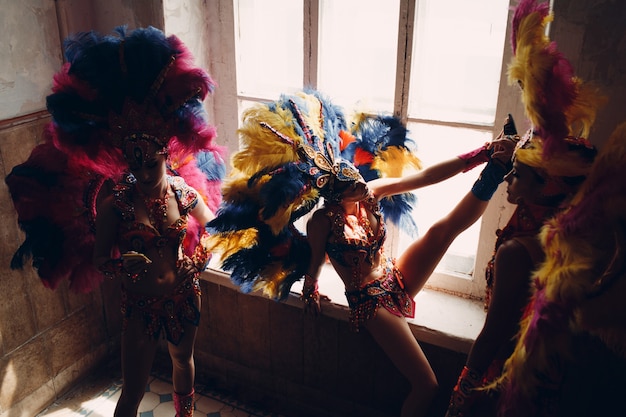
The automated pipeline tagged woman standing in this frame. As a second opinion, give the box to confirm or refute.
[444,134,596,417]
[93,136,215,417]
[6,27,224,417]
[445,1,603,415]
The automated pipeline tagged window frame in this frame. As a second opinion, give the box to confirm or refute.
[167,0,523,301]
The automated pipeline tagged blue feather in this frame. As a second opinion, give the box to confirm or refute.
[196,151,225,181]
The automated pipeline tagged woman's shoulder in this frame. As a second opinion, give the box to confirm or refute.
[496,235,543,270]
[310,205,333,222]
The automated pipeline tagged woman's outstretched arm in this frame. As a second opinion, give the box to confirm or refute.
[368,157,467,199]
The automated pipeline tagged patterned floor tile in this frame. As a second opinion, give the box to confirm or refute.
[36,372,286,417]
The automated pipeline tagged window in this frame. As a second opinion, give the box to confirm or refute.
[173,0,516,299]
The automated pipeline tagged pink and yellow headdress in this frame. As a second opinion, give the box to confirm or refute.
[503,0,606,206]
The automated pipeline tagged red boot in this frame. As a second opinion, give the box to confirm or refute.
[173,389,194,417]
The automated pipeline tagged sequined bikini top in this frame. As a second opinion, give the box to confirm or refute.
[325,198,386,268]
[113,174,198,255]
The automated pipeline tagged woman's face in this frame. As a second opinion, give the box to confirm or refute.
[503,160,545,205]
[131,152,167,187]
[338,178,370,203]
[125,140,168,189]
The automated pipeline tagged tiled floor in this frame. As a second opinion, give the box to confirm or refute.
[36,372,284,417]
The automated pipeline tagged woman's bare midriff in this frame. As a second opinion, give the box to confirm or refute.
[120,246,183,296]
[331,257,384,292]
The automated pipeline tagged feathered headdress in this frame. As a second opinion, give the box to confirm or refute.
[47,26,222,177]
[6,26,225,293]
[207,90,422,299]
[508,0,605,158]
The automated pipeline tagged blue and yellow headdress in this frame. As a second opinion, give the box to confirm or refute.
[207,90,421,299]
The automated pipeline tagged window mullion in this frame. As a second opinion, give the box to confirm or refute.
[303,0,319,88]
[394,0,416,124]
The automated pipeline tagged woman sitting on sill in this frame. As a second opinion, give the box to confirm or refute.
[207,89,516,417]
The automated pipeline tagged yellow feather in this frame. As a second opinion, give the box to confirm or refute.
[232,104,302,176]
[296,92,326,141]
[262,186,319,234]
[206,229,259,259]
[253,261,295,299]
[371,147,422,177]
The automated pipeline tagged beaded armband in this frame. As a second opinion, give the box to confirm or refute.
[98,258,123,279]
[471,157,511,201]
[301,274,320,305]
[457,145,490,173]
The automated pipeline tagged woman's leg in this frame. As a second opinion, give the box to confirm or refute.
[397,192,488,298]
[168,321,199,394]
[365,308,439,417]
[114,315,159,417]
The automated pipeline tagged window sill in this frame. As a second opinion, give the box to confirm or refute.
[202,263,485,355]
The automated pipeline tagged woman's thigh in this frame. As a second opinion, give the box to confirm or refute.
[120,314,160,390]
[365,307,437,386]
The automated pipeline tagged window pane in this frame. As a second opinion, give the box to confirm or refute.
[318,0,400,112]
[399,122,493,275]
[409,0,509,125]
[235,0,303,98]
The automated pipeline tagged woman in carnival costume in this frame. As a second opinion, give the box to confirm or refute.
[5,27,225,417]
[487,5,626,417]
[496,125,626,417]
[444,1,609,416]
[206,89,516,417]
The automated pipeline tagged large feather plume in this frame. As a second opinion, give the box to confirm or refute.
[508,0,606,158]
[344,113,422,236]
[208,90,424,299]
[206,90,340,300]
[5,140,108,293]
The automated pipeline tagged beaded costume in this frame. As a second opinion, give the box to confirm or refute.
[113,174,211,271]
[121,274,201,345]
[325,199,386,268]
[324,198,414,331]
[345,260,414,332]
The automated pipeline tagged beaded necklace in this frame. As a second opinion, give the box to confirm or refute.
[138,184,170,233]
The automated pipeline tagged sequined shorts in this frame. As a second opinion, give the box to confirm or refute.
[345,261,415,332]
[121,276,201,345]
